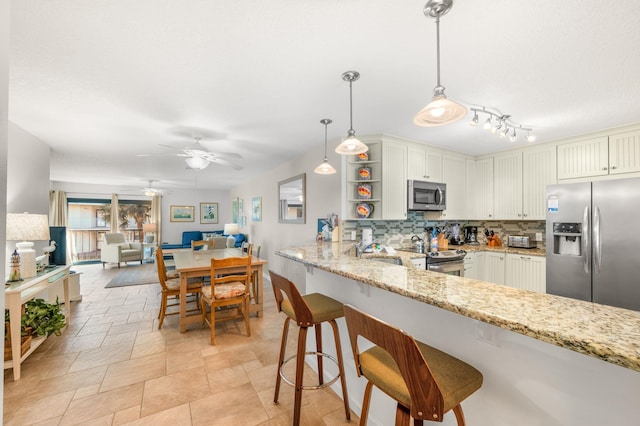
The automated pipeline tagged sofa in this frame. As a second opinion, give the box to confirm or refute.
[161,230,247,250]
[101,233,144,268]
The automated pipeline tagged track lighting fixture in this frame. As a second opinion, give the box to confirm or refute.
[414,0,467,127]
[470,106,535,143]
[314,119,337,175]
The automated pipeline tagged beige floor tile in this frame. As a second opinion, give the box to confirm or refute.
[122,403,192,426]
[68,341,134,373]
[30,365,107,399]
[5,389,75,425]
[140,367,209,417]
[113,405,141,425]
[100,352,166,392]
[59,382,144,425]
[190,382,269,426]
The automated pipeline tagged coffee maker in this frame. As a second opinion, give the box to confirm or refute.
[464,226,479,245]
[449,223,464,245]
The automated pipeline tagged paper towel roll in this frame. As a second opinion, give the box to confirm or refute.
[362,228,373,247]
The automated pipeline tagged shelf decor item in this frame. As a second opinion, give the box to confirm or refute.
[357,184,372,199]
[356,203,374,219]
[357,151,369,161]
[358,166,371,180]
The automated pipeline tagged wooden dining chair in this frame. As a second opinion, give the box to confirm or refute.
[155,248,203,329]
[343,304,483,425]
[191,240,208,250]
[249,245,261,303]
[200,247,253,344]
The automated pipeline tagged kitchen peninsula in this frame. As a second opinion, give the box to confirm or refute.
[276,241,640,426]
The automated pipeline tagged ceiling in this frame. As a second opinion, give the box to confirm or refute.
[9,1,640,192]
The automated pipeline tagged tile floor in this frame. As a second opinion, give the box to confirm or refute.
[3,263,359,425]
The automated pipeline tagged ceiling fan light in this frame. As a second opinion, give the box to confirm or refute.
[185,156,209,169]
[413,95,467,127]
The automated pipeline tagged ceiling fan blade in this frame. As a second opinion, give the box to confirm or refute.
[208,157,243,170]
[159,143,183,151]
[207,152,242,159]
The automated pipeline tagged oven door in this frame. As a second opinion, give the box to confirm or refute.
[428,260,464,277]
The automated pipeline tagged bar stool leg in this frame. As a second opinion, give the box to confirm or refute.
[329,319,351,420]
[360,381,374,426]
[294,326,309,426]
[274,317,291,403]
[452,405,466,426]
[395,403,411,425]
[315,324,324,385]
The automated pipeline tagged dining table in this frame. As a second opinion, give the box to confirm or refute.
[171,247,267,332]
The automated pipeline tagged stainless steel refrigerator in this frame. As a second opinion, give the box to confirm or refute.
[546,178,640,311]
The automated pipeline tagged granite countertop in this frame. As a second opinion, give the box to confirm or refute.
[276,241,640,372]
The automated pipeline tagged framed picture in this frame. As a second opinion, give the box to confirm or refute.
[200,202,218,224]
[170,205,195,222]
[232,197,239,224]
[251,197,262,221]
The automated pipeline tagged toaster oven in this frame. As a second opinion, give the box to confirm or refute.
[507,235,537,248]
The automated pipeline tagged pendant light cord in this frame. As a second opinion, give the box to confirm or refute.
[435,16,441,88]
[349,79,355,133]
[324,122,328,158]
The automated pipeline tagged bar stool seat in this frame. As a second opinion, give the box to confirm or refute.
[269,270,350,426]
[344,304,483,426]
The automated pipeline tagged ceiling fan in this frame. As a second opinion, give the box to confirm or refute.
[159,137,243,170]
[141,180,165,196]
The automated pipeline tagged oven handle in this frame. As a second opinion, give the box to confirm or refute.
[428,261,464,276]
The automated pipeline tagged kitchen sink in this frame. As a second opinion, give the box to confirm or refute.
[369,257,403,266]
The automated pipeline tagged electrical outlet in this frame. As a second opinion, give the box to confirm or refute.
[535,232,543,241]
[350,231,356,241]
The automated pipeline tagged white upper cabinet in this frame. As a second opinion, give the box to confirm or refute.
[522,145,557,220]
[493,152,523,220]
[381,139,408,220]
[441,153,466,220]
[473,158,494,220]
[557,130,640,180]
[557,137,609,179]
[407,143,442,182]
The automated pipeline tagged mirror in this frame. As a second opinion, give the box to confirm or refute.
[278,173,306,224]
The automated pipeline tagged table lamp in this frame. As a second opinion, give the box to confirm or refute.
[223,223,239,248]
[6,213,51,278]
[143,223,157,243]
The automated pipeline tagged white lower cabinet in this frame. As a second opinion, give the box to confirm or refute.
[463,252,480,279]
[505,254,546,293]
[483,252,506,285]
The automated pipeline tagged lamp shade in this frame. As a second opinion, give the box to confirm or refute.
[6,213,50,241]
[223,223,239,235]
[142,223,157,232]
[185,156,209,169]
[413,95,467,127]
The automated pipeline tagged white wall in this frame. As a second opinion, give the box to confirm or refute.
[6,122,51,256]
[230,137,342,284]
[1,0,9,415]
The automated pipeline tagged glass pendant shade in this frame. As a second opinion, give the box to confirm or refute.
[335,134,369,155]
[414,94,467,127]
[314,158,336,174]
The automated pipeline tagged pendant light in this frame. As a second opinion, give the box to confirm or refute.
[335,71,369,155]
[314,119,337,175]
[414,0,467,127]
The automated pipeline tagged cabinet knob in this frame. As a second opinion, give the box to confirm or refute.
[517,213,522,217]
[425,175,430,179]
[602,167,608,171]
[523,213,528,217]
[611,166,617,170]
[488,214,492,218]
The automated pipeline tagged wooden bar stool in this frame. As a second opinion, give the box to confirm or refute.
[343,304,483,426]
[268,271,350,426]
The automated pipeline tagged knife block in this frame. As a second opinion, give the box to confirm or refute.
[437,235,448,250]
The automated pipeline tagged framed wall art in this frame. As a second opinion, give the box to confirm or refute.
[231,197,239,224]
[200,202,218,224]
[251,196,262,221]
[170,205,195,222]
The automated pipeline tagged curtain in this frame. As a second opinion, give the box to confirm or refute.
[49,190,71,264]
[151,194,162,244]
[110,193,119,232]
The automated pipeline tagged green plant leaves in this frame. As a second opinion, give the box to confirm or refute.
[20,299,66,337]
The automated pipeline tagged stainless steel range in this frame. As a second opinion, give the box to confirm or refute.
[398,247,466,276]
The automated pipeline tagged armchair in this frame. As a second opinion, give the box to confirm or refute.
[101,233,144,268]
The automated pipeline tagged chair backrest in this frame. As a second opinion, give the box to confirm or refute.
[253,245,261,259]
[154,247,170,291]
[181,231,203,247]
[103,233,126,245]
[191,240,208,250]
[210,255,252,293]
[210,236,228,250]
[342,304,444,421]
[268,270,314,326]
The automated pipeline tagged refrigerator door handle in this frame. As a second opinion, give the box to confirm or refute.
[593,205,602,274]
[583,206,590,274]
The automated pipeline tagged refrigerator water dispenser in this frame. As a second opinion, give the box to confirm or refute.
[553,222,582,256]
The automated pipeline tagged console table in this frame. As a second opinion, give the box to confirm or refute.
[4,265,71,380]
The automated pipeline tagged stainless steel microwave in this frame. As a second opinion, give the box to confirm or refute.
[407,180,446,211]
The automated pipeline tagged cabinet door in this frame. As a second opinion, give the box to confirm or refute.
[382,140,407,220]
[483,252,505,285]
[463,252,478,279]
[441,153,466,220]
[493,152,523,220]
[506,254,546,293]
[522,146,556,220]
[609,131,640,175]
[557,137,609,179]
[407,144,442,181]
[475,158,494,220]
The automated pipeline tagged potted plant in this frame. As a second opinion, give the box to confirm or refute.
[21,298,66,337]
[4,310,33,361]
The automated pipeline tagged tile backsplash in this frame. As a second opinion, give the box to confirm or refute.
[341,211,546,249]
